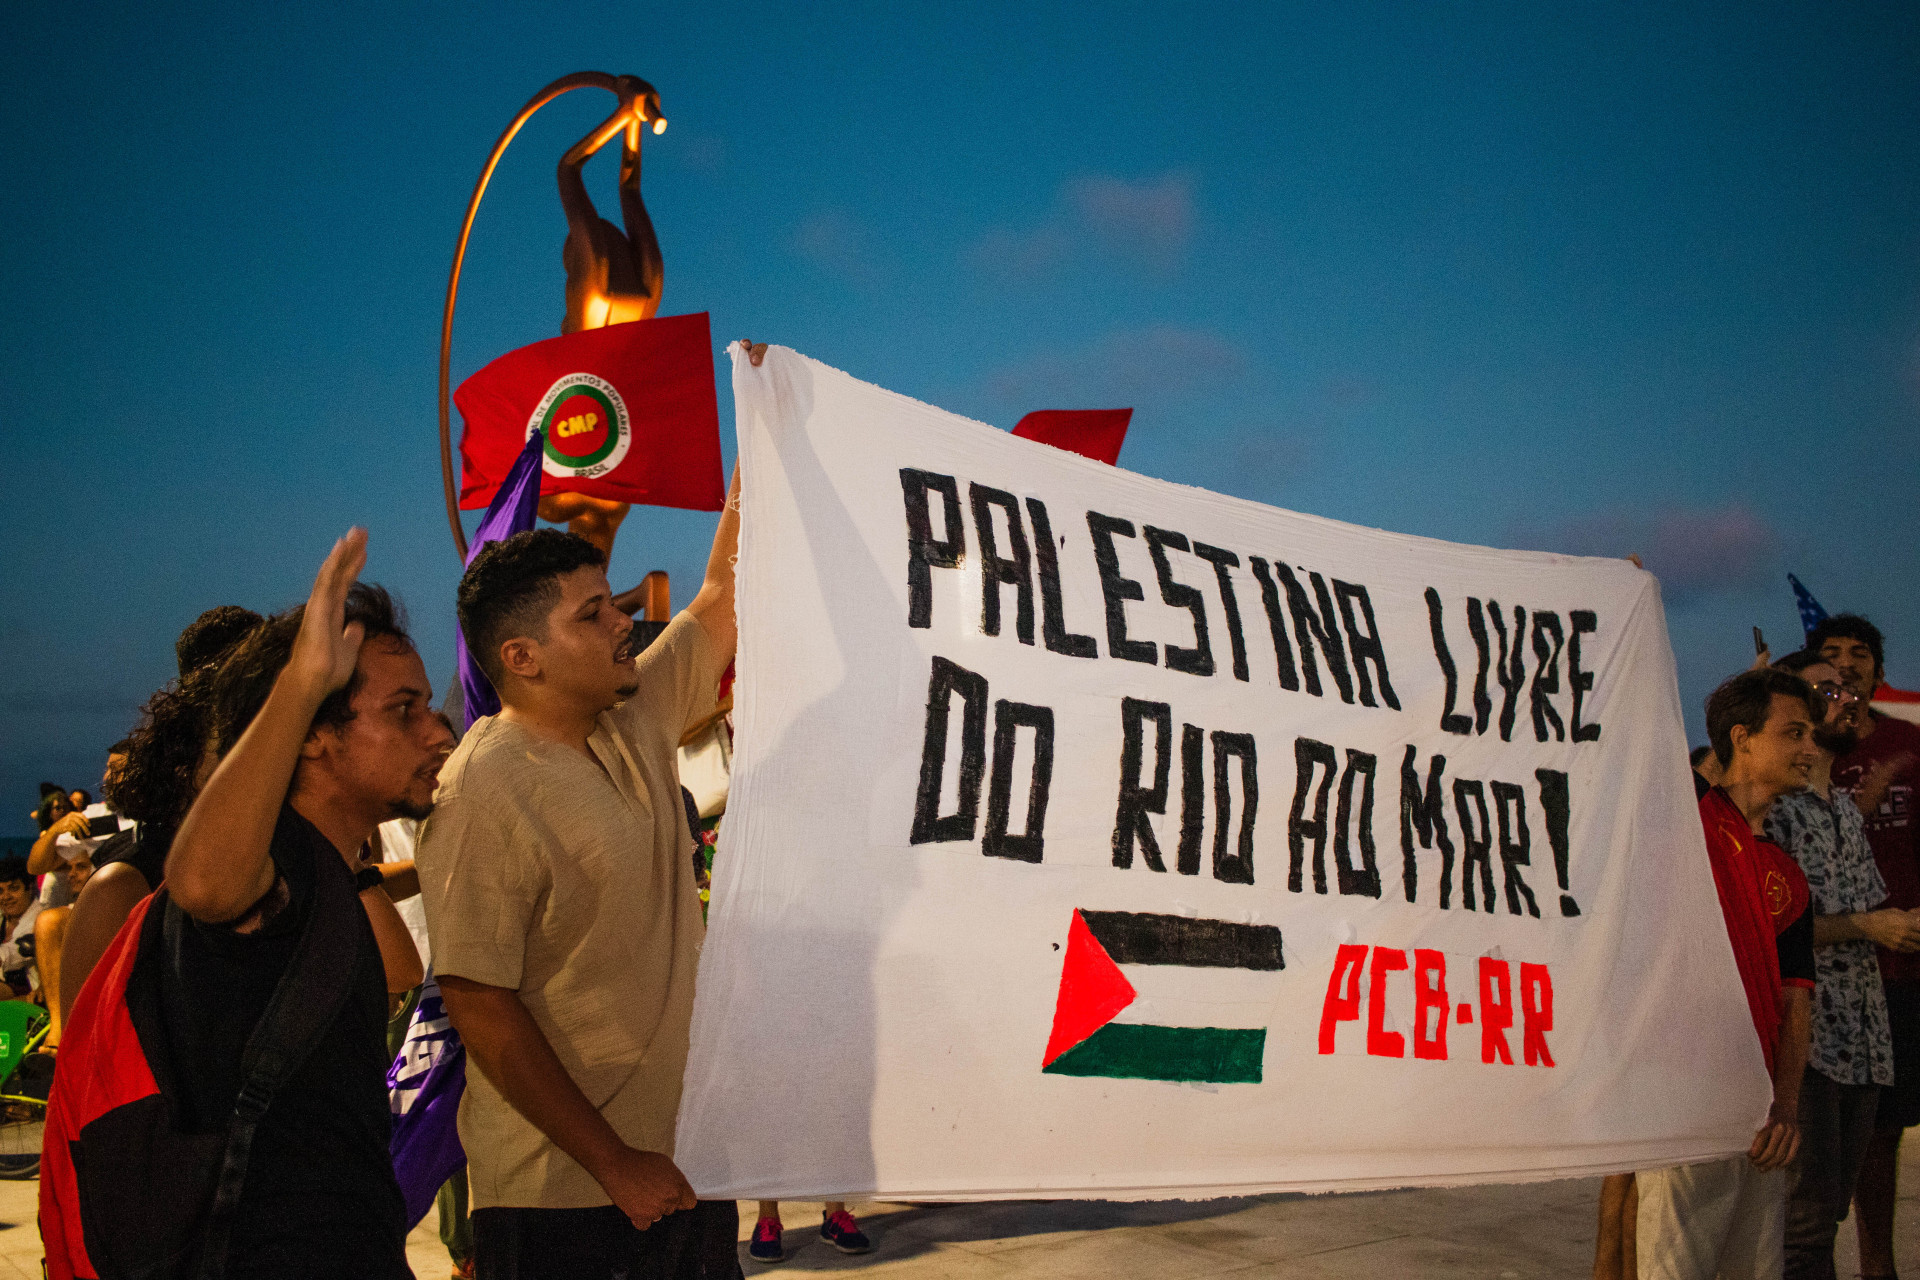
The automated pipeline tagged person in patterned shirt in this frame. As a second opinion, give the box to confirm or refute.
[1807,614,1920,1280]
[1765,650,1920,1280]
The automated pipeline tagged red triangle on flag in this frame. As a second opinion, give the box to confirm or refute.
[1013,409,1132,466]
[1042,909,1138,1067]
[455,312,724,512]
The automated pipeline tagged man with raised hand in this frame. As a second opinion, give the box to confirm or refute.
[419,449,741,1279]
[1637,668,1820,1280]
[153,530,449,1277]
[1807,614,1920,1279]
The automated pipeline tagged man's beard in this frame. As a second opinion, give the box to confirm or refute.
[1814,724,1859,756]
[389,795,435,822]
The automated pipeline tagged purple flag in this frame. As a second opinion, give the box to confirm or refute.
[388,975,469,1228]
[457,427,545,728]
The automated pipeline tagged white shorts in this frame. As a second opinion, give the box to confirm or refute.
[1637,1156,1785,1280]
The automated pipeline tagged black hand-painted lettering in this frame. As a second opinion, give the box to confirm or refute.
[1486,601,1528,741]
[1193,543,1250,682]
[1452,779,1495,913]
[1087,512,1157,665]
[1466,598,1494,733]
[1177,723,1206,876]
[1247,557,1302,691]
[1212,730,1258,885]
[969,484,1035,645]
[1530,611,1566,743]
[1536,768,1580,916]
[1426,587,1472,735]
[1334,749,1380,897]
[1288,737,1339,893]
[984,699,1053,862]
[900,469,965,630]
[1026,498,1098,658]
[1490,781,1540,918]
[1401,746,1454,907]
[1144,527,1215,677]
[1112,698,1171,871]
[1334,581,1399,710]
[1275,564,1355,703]
[1568,610,1601,743]
[910,656,988,844]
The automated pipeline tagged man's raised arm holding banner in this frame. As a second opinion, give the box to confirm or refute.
[417,330,749,1277]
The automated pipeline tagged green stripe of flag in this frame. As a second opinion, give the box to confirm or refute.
[1041,1022,1265,1084]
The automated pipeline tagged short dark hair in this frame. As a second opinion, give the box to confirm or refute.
[457,530,606,687]
[0,858,30,891]
[212,584,412,757]
[1690,744,1715,769]
[176,605,265,678]
[33,793,69,831]
[1706,668,1821,767]
[1807,614,1885,676]
[1773,648,1825,674]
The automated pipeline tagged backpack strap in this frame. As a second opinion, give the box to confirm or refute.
[191,824,368,1278]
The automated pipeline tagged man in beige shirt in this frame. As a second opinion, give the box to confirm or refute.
[418,454,740,1278]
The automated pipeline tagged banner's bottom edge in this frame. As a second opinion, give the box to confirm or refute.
[693,1142,1753,1204]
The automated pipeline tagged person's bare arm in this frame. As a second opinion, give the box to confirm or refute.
[57,862,150,1025]
[361,886,423,994]
[438,974,697,1227]
[686,460,742,667]
[373,859,420,903]
[1814,907,1920,950]
[1855,753,1917,821]
[166,531,368,923]
[1750,985,1811,1170]
[28,813,88,877]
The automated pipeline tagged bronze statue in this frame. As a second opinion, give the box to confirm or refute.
[538,75,666,553]
[439,72,670,562]
[560,75,664,334]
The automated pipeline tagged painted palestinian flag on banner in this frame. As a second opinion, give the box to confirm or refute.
[1042,909,1284,1084]
[455,311,725,512]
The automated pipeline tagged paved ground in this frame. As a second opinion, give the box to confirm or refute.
[2,1151,1914,1278]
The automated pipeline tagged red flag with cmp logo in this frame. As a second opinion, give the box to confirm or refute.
[456,311,725,511]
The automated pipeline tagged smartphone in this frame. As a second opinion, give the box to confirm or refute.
[1753,627,1766,656]
[87,812,121,838]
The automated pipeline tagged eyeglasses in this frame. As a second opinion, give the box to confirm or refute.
[1815,684,1861,703]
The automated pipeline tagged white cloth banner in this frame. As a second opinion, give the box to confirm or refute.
[675,345,1768,1201]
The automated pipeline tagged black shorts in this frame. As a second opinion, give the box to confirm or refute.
[473,1198,740,1280]
[1881,979,1920,1132]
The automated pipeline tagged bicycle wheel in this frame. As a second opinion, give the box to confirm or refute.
[0,1095,43,1180]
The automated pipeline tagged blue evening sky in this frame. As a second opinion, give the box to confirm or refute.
[3,3,1916,830]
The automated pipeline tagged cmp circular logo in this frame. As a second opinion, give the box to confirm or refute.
[525,373,631,480]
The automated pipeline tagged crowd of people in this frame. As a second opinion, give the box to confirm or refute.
[13,372,1916,1278]
[31,359,822,1280]
[1589,614,1920,1280]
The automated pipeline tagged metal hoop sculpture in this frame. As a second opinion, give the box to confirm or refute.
[437,72,664,562]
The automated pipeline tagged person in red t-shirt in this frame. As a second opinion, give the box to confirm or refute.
[1810,614,1920,1280]
[1638,668,1819,1280]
